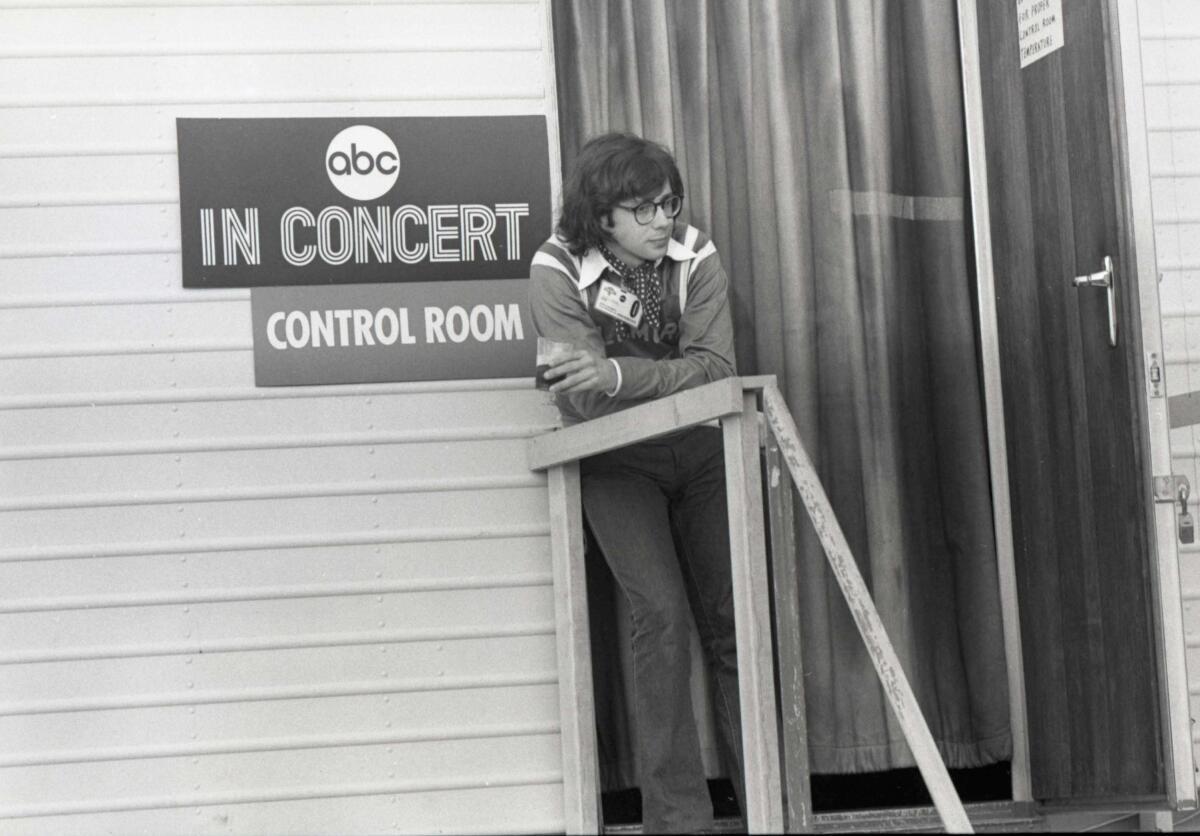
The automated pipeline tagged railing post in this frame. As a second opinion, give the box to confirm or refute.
[722,391,785,833]
[546,462,601,833]
[765,429,814,833]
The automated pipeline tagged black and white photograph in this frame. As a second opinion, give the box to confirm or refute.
[1,0,1199,832]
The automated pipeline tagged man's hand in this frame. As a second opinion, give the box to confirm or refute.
[546,349,617,394]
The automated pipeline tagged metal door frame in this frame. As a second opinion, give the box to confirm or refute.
[956,0,1033,804]
[1108,0,1197,810]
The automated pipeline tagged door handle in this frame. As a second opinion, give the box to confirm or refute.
[1073,255,1118,348]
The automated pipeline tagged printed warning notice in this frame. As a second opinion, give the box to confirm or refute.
[1017,0,1064,68]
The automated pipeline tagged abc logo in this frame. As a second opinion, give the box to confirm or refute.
[325,125,400,201]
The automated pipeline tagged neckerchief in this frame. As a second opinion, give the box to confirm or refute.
[596,241,663,341]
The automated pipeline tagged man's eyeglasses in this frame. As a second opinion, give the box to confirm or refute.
[615,194,683,225]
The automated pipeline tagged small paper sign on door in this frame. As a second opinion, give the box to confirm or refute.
[1017,0,1064,68]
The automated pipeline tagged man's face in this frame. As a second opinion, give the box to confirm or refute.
[602,181,676,265]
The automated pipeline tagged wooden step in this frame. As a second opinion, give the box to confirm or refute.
[604,814,744,834]
[814,801,1040,833]
[603,801,1040,834]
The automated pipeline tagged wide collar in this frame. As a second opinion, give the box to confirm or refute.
[576,232,699,290]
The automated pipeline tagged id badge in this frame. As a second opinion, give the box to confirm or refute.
[594,280,643,328]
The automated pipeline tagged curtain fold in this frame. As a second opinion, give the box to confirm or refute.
[553,0,1010,776]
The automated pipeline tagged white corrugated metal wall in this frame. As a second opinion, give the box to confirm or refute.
[1141,0,1200,794]
[0,1,566,832]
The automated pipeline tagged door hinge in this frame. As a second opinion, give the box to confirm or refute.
[1153,474,1190,503]
[1148,351,1165,398]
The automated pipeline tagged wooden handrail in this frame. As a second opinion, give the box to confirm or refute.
[526,376,745,471]
[737,374,779,391]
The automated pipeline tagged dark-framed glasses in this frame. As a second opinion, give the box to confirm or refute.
[617,194,683,225]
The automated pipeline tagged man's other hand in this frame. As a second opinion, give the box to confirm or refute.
[546,349,617,394]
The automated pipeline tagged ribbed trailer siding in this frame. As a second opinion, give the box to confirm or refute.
[0,1,566,832]
[1142,0,1200,787]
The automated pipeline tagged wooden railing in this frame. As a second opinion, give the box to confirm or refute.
[528,376,972,834]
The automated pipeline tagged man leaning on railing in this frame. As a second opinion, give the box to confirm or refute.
[527,131,742,834]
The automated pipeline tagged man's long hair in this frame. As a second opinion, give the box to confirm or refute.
[556,132,685,257]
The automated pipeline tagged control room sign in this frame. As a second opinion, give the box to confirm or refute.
[176,116,552,385]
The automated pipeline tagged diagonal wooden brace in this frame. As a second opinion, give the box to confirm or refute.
[761,385,974,835]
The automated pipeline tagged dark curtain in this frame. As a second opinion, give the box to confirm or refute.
[554,0,1012,777]
[553,0,1010,776]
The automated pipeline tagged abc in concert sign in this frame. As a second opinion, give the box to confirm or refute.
[176,116,552,386]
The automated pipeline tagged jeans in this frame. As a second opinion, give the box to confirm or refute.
[581,425,745,833]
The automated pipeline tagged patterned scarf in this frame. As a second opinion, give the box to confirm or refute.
[596,241,663,341]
